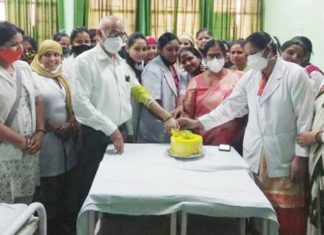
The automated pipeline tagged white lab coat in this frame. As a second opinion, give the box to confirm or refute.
[138,56,180,143]
[199,58,314,177]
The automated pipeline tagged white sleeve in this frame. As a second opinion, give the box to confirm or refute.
[291,68,314,157]
[198,75,249,130]
[141,65,162,100]
[71,57,117,136]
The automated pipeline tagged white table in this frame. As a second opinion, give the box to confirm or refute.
[77,143,278,235]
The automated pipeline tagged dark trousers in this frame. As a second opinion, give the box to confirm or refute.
[76,125,111,209]
[33,167,79,235]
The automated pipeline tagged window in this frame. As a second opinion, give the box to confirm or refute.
[88,0,136,33]
[0,0,5,21]
[151,0,199,38]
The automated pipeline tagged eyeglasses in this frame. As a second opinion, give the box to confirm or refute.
[102,30,127,39]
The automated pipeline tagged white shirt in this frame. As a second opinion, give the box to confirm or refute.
[71,44,140,136]
[62,54,75,82]
[198,58,314,177]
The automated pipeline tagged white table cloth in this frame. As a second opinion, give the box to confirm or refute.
[77,144,278,235]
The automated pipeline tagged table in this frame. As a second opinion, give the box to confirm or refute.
[77,143,278,235]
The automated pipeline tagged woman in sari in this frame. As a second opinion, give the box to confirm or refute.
[297,83,324,234]
[183,39,246,152]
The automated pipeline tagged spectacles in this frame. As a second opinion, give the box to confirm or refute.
[102,30,127,39]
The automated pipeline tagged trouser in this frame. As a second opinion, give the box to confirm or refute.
[33,167,79,235]
[77,124,127,210]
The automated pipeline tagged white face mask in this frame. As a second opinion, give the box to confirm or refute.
[40,63,62,74]
[103,35,123,54]
[206,57,225,73]
[247,49,270,71]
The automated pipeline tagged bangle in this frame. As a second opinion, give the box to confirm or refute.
[316,131,323,144]
[36,129,47,134]
[163,115,173,122]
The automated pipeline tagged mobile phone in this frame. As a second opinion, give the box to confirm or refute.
[219,144,231,152]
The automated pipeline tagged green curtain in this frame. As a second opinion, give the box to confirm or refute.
[4,0,34,37]
[57,0,65,31]
[199,0,214,35]
[135,0,150,35]
[34,0,58,44]
[74,0,88,27]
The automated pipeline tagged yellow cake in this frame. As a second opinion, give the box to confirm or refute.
[170,130,203,157]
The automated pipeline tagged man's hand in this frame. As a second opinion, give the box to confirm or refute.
[177,117,202,130]
[110,129,124,154]
[290,155,308,182]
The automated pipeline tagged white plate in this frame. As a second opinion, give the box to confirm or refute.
[167,148,204,159]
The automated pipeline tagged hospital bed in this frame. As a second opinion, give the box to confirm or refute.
[0,202,46,235]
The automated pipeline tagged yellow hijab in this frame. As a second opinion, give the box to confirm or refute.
[30,40,73,120]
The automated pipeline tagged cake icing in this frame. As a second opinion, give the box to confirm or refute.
[170,130,203,157]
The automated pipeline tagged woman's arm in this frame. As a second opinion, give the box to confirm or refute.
[0,123,28,150]
[28,95,45,154]
[148,101,178,132]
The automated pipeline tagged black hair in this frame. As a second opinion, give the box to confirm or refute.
[195,28,213,39]
[245,31,279,55]
[52,31,69,42]
[127,32,146,48]
[292,36,312,54]
[201,39,226,57]
[220,40,232,50]
[281,39,306,54]
[178,46,202,62]
[70,27,90,43]
[23,35,37,51]
[0,21,24,46]
[158,32,179,50]
[230,39,245,49]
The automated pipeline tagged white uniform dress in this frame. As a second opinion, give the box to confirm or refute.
[0,61,40,203]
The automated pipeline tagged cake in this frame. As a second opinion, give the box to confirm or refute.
[170,130,203,157]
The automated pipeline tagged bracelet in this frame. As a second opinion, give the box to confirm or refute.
[163,115,173,122]
[316,131,323,144]
[36,128,47,134]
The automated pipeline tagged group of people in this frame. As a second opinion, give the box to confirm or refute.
[0,14,324,235]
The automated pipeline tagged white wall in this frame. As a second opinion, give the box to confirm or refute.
[263,0,324,69]
[64,0,74,34]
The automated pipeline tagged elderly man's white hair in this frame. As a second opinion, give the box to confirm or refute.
[98,16,123,29]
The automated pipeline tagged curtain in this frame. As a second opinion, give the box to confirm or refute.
[4,0,34,37]
[34,0,58,43]
[199,0,214,33]
[57,0,65,31]
[199,0,263,40]
[74,0,89,27]
[150,0,199,39]
[87,0,136,33]
[135,0,150,35]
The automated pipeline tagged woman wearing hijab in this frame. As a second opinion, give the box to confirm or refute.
[31,40,78,235]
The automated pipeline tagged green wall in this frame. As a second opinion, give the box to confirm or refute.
[263,0,324,69]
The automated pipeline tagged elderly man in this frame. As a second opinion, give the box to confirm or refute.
[72,16,177,206]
